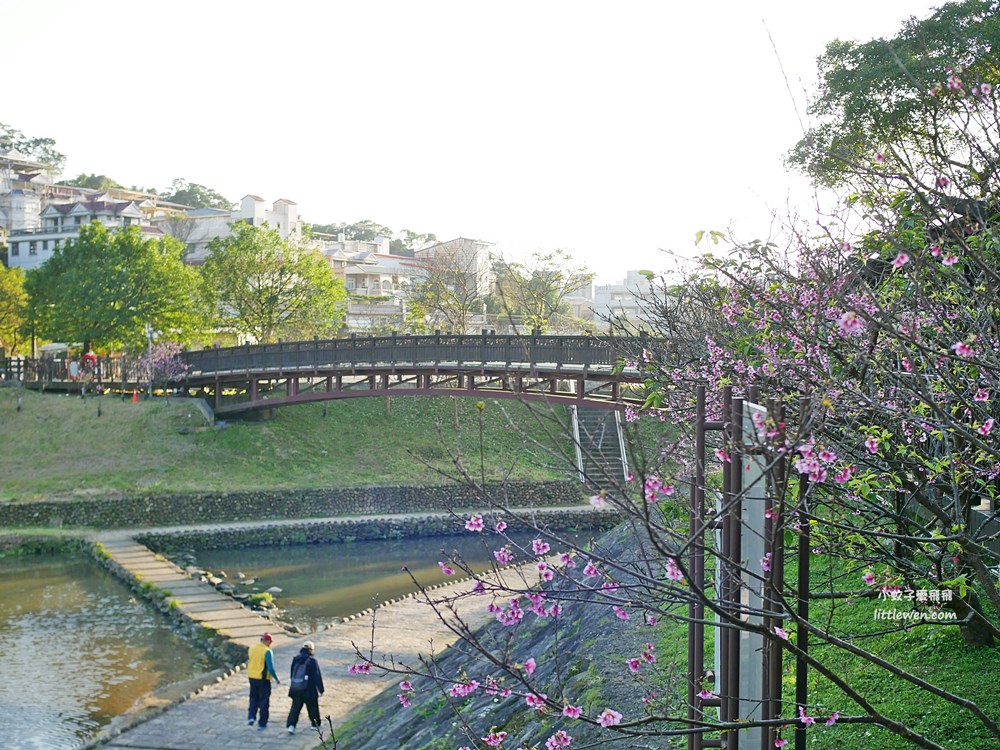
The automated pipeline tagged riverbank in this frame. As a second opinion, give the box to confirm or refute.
[0,387,573,500]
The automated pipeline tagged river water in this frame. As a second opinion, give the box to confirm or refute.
[0,553,218,750]
[190,532,536,630]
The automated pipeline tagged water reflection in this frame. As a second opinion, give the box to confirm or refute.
[192,532,536,630]
[0,553,218,750]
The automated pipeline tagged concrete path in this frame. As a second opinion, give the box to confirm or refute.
[103,575,504,749]
[88,509,585,749]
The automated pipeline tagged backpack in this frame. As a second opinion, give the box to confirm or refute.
[290,659,309,693]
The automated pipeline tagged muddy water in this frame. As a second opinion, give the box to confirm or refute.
[0,553,218,750]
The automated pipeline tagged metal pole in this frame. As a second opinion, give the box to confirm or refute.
[794,399,811,750]
[689,384,707,750]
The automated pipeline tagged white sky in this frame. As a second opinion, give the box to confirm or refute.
[2,0,938,283]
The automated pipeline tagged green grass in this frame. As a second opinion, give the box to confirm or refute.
[0,388,573,500]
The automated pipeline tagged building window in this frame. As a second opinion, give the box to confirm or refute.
[11,243,18,256]
[75,216,83,225]
[29,241,37,256]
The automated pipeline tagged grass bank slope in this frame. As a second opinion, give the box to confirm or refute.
[0,388,573,501]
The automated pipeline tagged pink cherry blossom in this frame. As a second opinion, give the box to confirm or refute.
[714,447,731,463]
[665,557,684,581]
[597,708,623,727]
[953,341,975,357]
[930,244,942,257]
[494,520,507,533]
[465,514,484,532]
[697,689,714,700]
[589,493,608,509]
[838,310,865,336]
[545,730,573,750]
[481,731,508,747]
[798,706,816,725]
[975,389,990,402]
[891,252,909,268]
[833,465,855,484]
[826,711,840,726]
[525,692,548,711]
[774,626,789,640]
[438,561,455,576]
[863,571,876,586]
[760,552,773,572]
[613,605,630,620]
[875,152,886,163]
[626,658,641,674]
[942,254,959,266]
[775,738,789,748]
[562,704,582,718]
[532,538,551,555]
[524,657,536,677]
[559,552,576,567]
[583,562,600,577]
[397,693,411,707]
[978,418,995,436]
[864,437,879,454]
[449,680,480,698]
[348,663,371,674]
[936,175,951,187]
[494,547,514,565]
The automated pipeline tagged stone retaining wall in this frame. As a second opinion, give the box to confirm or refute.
[135,509,620,553]
[0,481,583,529]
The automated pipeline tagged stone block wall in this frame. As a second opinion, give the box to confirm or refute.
[0,481,584,529]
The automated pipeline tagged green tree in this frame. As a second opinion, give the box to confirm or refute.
[788,0,1000,188]
[491,250,593,333]
[0,122,66,172]
[0,265,27,355]
[25,223,202,351]
[161,179,234,210]
[201,222,346,343]
[58,173,124,191]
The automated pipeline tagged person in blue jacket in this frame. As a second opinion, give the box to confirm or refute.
[247,632,280,730]
[285,641,325,734]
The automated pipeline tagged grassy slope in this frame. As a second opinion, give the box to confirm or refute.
[0,388,574,500]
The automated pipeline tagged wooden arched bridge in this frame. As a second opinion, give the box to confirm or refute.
[181,333,652,416]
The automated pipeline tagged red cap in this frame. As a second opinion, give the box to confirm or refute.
[262,632,273,643]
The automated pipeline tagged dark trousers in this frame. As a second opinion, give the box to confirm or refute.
[248,678,272,726]
[286,693,321,728]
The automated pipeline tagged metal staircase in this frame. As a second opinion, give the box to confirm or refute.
[571,405,628,489]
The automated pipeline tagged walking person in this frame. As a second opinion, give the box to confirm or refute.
[247,632,280,730]
[286,641,324,734]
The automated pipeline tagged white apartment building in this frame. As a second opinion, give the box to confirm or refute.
[7,198,166,271]
[152,194,303,264]
[593,270,653,327]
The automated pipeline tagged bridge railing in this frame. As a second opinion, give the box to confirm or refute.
[182,333,646,377]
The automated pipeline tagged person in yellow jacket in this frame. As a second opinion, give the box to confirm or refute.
[247,632,280,730]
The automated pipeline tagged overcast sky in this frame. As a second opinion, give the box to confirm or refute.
[2,1,939,282]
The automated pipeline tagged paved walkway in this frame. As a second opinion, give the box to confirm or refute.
[89,510,585,749]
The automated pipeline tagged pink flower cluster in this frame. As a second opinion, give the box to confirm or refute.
[348,662,371,675]
[644,474,675,503]
[545,730,573,750]
[448,679,480,698]
[481,730,507,747]
[465,514,484,532]
[397,679,414,707]
[525,692,548,711]
[597,707,623,727]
